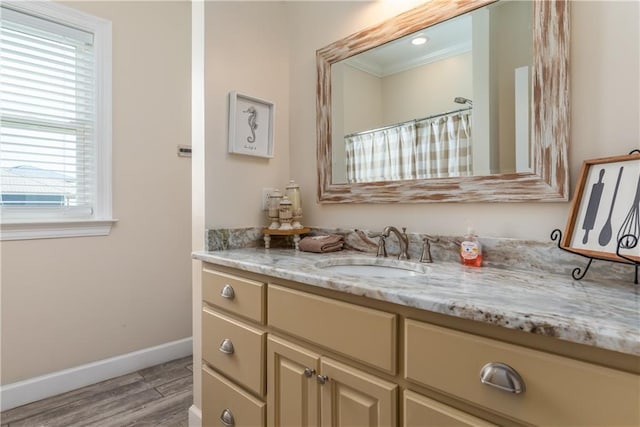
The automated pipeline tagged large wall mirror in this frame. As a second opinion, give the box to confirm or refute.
[317,0,569,203]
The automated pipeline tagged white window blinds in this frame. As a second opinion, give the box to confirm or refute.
[1,5,97,218]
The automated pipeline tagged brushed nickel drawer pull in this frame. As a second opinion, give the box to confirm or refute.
[220,284,235,300]
[317,375,329,385]
[218,338,235,355]
[220,408,235,426]
[304,368,316,378]
[480,362,525,394]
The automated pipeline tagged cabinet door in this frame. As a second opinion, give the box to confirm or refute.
[403,390,496,427]
[268,335,321,427]
[320,357,397,427]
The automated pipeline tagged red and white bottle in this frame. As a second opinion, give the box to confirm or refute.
[460,228,483,267]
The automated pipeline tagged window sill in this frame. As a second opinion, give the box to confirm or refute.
[0,219,118,241]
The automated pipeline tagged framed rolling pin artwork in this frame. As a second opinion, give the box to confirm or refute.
[562,152,640,263]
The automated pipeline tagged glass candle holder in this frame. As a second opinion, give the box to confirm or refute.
[285,179,303,229]
[267,189,282,230]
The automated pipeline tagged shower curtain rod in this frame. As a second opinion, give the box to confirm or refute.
[344,107,472,139]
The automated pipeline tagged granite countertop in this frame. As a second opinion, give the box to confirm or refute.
[193,248,640,357]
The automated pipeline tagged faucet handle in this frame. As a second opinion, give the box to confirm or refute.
[420,235,438,263]
[369,231,388,257]
[376,235,387,258]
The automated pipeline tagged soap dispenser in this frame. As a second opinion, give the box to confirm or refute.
[460,227,483,267]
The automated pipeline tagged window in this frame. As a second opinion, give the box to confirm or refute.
[0,1,113,240]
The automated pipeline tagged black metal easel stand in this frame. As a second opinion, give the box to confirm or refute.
[551,229,639,285]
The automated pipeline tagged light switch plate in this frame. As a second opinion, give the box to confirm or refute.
[262,188,275,210]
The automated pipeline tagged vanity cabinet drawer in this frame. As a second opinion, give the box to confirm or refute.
[202,267,265,323]
[404,319,640,426]
[403,390,496,427]
[202,307,266,396]
[268,284,397,373]
[202,365,265,427]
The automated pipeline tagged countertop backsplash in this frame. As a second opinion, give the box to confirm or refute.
[204,227,636,285]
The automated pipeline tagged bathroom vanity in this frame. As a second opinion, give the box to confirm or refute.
[194,248,639,427]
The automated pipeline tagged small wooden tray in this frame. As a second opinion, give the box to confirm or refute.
[262,227,310,236]
[262,227,311,250]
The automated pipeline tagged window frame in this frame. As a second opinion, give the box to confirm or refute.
[0,0,115,241]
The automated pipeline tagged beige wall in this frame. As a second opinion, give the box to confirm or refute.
[342,64,383,135]
[339,53,472,131]
[203,2,290,230]
[382,52,473,125]
[1,1,192,384]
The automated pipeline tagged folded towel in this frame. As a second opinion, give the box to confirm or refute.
[299,234,344,253]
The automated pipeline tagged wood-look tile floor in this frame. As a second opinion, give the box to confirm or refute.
[1,356,193,427]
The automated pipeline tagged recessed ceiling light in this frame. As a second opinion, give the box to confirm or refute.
[411,36,428,46]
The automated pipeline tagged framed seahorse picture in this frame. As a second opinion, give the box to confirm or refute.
[228,91,275,158]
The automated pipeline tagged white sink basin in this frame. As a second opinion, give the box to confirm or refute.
[315,257,429,278]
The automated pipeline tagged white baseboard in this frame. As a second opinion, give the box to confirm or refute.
[189,404,202,427]
[0,337,193,412]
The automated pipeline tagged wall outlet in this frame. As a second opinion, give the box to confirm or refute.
[262,188,275,211]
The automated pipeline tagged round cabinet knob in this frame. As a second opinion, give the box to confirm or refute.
[303,368,316,378]
[316,375,329,385]
[218,339,235,355]
[220,284,235,300]
[479,362,525,394]
[219,408,235,426]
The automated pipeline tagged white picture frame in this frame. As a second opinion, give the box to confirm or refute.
[562,153,640,263]
[228,91,275,158]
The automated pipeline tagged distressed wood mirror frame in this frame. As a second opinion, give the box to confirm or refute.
[316,0,569,203]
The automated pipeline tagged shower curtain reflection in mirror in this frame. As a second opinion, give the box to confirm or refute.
[345,110,472,183]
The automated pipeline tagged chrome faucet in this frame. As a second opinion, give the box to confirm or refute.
[382,226,409,260]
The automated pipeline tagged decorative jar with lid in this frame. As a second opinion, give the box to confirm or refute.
[285,179,303,229]
[278,195,293,230]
